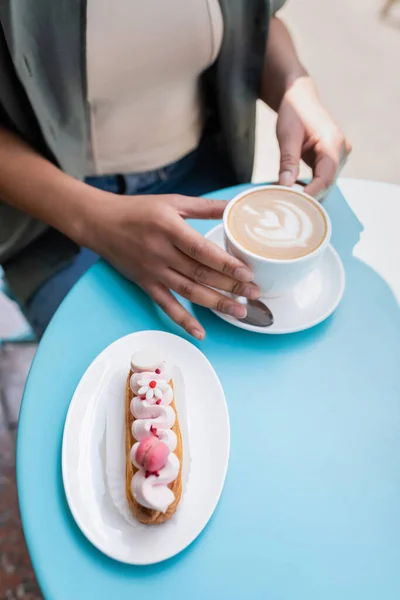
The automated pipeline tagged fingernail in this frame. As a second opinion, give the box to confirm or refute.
[234,267,254,283]
[191,328,205,340]
[229,304,247,319]
[280,170,294,187]
[244,286,260,300]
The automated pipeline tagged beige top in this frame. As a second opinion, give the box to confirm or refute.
[86,0,223,176]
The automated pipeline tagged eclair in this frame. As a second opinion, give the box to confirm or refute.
[125,351,183,524]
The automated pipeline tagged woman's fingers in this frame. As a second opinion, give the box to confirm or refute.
[173,195,228,220]
[171,220,253,282]
[304,151,338,199]
[147,282,205,340]
[165,269,248,319]
[277,112,303,187]
[304,137,351,200]
[169,249,260,299]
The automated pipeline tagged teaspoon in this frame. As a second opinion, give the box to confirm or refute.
[236,298,274,328]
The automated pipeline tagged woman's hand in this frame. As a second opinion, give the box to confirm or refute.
[277,76,351,199]
[261,17,351,200]
[90,193,259,339]
[0,128,258,340]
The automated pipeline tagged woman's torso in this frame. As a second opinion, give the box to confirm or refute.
[86,0,223,176]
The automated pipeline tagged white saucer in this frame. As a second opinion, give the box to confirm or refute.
[205,224,346,335]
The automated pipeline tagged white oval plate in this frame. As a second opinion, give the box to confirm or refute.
[62,331,230,565]
[206,224,345,334]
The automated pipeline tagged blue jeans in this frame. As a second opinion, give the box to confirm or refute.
[26,136,237,337]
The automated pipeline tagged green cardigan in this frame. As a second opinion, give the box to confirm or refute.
[0,0,285,299]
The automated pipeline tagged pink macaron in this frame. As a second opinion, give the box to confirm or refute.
[135,435,169,474]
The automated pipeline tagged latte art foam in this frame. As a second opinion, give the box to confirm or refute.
[228,189,327,260]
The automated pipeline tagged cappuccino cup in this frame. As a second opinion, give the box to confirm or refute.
[223,185,332,298]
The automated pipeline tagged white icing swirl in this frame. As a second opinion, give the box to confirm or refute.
[130,397,177,451]
[243,200,313,249]
[130,351,171,379]
[131,451,180,513]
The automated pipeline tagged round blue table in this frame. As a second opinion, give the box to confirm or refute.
[18,180,400,600]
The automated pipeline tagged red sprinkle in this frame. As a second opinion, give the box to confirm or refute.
[149,380,157,389]
[150,425,158,436]
[155,369,161,375]
[156,399,162,405]
[140,396,146,401]
[145,470,160,478]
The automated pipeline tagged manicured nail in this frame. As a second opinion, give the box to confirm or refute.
[234,267,254,283]
[229,304,247,319]
[280,170,294,187]
[191,328,205,340]
[244,286,260,300]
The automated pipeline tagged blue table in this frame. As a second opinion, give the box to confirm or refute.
[18,180,400,600]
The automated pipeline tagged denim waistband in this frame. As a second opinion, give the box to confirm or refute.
[85,139,201,196]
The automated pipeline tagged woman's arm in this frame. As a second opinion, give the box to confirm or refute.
[0,126,257,337]
[0,126,96,246]
[259,18,351,199]
[260,16,306,113]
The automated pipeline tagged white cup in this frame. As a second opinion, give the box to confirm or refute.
[223,185,332,298]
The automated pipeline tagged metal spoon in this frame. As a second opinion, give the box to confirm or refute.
[236,298,274,327]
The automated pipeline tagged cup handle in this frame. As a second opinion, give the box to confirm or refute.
[270,179,307,189]
[270,178,331,203]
